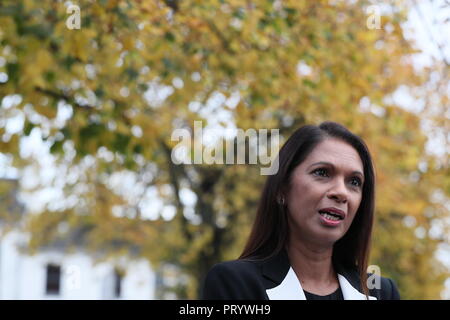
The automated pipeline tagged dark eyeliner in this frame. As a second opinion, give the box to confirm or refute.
[312,168,328,176]
[351,177,363,187]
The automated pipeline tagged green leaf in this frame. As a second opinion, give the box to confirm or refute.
[50,140,63,154]
[79,123,106,142]
[6,63,20,83]
[113,133,130,154]
[23,122,35,136]
[44,71,55,83]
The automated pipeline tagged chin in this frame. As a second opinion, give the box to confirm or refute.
[315,229,344,245]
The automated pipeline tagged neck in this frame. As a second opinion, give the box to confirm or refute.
[287,239,337,288]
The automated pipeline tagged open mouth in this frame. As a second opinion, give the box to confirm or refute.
[318,210,344,221]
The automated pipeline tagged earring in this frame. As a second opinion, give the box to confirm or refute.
[278,196,285,206]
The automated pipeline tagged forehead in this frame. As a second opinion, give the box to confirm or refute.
[302,139,363,173]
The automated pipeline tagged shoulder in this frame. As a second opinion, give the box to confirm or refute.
[201,259,266,300]
[336,264,401,300]
[210,259,260,274]
[368,274,401,300]
[205,259,261,284]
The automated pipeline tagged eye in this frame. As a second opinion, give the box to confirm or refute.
[312,168,329,177]
[350,177,363,187]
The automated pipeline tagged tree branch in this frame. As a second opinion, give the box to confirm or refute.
[160,139,193,242]
[205,19,235,54]
[35,86,95,111]
[164,0,179,13]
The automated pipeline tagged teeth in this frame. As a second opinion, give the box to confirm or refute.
[324,213,339,221]
[320,212,341,221]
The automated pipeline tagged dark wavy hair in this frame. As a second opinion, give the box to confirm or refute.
[239,121,375,297]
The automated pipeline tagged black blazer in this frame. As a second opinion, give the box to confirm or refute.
[202,249,400,300]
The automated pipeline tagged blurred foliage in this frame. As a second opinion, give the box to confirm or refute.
[0,0,448,299]
[0,178,24,232]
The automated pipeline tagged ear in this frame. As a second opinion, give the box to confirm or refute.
[277,181,290,206]
[277,195,285,206]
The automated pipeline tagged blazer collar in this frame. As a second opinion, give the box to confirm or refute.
[261,249,291,285]
[262,249,377,300]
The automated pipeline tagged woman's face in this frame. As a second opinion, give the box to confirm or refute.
[285,138,365,247]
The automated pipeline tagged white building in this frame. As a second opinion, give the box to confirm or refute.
[0,229,157,300]
[0,179,157,300]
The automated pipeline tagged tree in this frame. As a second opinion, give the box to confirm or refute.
[0,0,448,298]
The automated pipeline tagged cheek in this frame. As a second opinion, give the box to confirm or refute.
[288,180,315,206]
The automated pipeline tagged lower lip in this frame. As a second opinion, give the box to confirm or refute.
[319,213,343,227]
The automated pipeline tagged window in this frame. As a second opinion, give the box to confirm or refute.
[45,264,61,295]
[114,268,123,298]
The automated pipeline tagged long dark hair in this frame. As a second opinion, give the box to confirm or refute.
[239,121,375,297]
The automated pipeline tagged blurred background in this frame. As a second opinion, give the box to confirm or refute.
[0,0,449,299]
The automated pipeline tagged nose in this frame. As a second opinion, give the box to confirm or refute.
[327,178,348,203]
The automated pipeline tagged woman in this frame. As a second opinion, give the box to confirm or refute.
[202,121,400,300]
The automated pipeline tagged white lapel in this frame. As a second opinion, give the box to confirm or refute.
[266,267,306,300]
[266,267,377,300]
[338,274,377,300]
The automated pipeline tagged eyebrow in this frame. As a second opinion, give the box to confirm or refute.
[308,161,364,179]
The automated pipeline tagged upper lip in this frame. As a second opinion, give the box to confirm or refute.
[318,207,346,219]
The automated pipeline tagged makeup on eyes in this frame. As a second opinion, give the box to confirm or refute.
[310,165,363,188]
